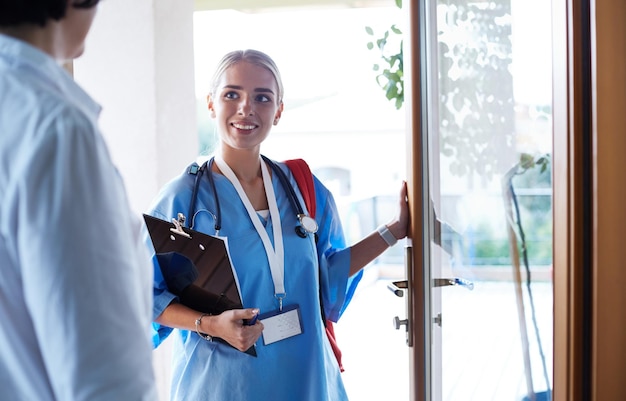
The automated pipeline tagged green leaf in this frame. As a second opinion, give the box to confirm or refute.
[520,153,535,169]
[391,25,402,35]
[386,85,399,100]
[364,0,404,110]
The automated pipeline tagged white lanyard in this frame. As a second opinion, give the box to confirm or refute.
[214,155,286,309]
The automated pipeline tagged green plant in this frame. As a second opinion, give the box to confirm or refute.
[365,0,404,110]
[365,3,553,269]
[519,152,551,175]
[510,153,553,265]
[365,1,523,180]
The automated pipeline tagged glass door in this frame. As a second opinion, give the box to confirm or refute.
[419,0,554,399]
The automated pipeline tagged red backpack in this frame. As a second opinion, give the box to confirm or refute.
[284,159,344,372]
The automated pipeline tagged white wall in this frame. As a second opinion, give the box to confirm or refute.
[73,1,197,399]
[74,0,198,214]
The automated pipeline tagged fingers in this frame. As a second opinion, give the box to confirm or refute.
[176,307,263,352]
[231,308,260,320]
[248,308,260,320]
[243,308,260,326]
[216,308,264,351]
[400,180,408,199]
[394,180,410,239]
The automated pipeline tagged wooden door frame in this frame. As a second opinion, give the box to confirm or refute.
[405,0,427,400]
[552,0,589,400]
[589,0,626,399]
[553,1,626,400]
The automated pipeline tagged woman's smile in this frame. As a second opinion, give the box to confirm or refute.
[231,121,258,131]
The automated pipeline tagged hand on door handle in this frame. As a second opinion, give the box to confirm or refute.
[433,277,474,290]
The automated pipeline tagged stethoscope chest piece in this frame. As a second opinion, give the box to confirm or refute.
[296,214,318,238]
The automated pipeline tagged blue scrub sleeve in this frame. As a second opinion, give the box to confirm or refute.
[150,255,178,347]
[142,210,180,348]
[313,178,363,322]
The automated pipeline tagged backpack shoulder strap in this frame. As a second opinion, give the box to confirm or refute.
[283,158,345,372]
[284,159,316,218]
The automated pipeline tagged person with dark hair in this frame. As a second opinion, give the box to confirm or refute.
[0,1,158,400]
[146,49,410,401]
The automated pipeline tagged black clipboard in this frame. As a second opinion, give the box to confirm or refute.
[143,213,256,356]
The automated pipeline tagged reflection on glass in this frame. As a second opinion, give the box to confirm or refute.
[428,0,553,400]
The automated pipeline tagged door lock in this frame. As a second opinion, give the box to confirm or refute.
[386,246,414,347]
[393,316,410,345]
[393,316,409,330]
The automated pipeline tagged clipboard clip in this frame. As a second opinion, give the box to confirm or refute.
[170,213,192,239]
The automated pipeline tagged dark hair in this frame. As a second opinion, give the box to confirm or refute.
[0,0,99,28]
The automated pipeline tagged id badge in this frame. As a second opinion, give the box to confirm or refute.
[258,304,303,345]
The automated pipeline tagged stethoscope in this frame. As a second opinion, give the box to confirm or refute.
[187,155,318,239]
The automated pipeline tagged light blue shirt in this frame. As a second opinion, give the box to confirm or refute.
[147,159,362,401]
[0,34,157,401]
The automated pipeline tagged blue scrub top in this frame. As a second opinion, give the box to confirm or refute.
[146,159,362,401]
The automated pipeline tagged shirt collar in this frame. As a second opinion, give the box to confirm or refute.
[0,33,101,118]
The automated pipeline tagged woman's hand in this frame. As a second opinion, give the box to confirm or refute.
[387,180,410,240]
[204,308,264,352]
[347,180,410,276]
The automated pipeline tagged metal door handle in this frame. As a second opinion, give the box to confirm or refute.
[386,247,413,346]
[433,277,474,290]
[387,280,408,297]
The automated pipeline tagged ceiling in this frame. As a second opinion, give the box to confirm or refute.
[194,0,394,12]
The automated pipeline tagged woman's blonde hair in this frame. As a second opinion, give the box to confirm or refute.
[209,49,284,105]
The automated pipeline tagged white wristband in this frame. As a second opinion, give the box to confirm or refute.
[377,224,398,247]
